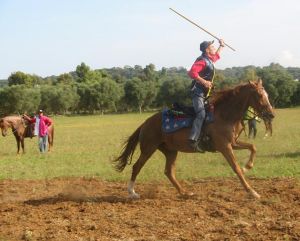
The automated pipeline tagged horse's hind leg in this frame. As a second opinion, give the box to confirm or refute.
[159,145,193,196]
[48,134,51,152]
[128,146,157,199]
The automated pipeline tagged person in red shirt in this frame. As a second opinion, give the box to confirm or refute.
[188,39,225,152]
[24,110,52,153]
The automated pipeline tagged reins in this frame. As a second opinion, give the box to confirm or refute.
[206,64,216,98]
[243,109,261,123]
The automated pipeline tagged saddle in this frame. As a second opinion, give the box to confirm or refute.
[22,118,35,138]
[172,102,196,117]
[162,102,216,152]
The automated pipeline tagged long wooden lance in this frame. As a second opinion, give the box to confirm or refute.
[169,8,236,51]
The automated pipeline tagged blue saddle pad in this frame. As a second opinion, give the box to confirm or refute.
[162,109,193,133]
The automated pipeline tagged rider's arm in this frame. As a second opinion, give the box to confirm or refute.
[188,60,212,89]
[44,117,52,126]
[216,39,225,56]
[23,114,35,123]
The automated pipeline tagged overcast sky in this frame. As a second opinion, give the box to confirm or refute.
[0,0,299,79]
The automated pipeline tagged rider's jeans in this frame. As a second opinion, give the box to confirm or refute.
[189,86,206,141]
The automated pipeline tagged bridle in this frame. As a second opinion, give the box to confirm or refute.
[252,87,274,121]
[243,108,261,123]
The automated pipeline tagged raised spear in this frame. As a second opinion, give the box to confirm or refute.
[169,8,236,51]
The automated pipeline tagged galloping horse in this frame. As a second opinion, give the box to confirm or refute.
[114,80,274,199]
[0,116,54,154]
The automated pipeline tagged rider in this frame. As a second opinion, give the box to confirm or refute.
[188,39,225,151]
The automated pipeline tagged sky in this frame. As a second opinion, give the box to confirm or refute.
[0,0,300,79]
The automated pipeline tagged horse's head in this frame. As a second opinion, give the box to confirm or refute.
[248,79,275,123]
[0,118,10,137]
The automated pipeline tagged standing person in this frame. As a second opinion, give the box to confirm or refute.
[23,110,52,153]
[246,107,258,139]
[188,39,225,151]
[244,106,258,139]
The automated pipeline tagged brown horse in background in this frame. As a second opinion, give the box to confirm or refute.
[114,80,275,199]
[0,116,54,154]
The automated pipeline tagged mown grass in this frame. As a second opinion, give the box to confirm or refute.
[0,108,299,181]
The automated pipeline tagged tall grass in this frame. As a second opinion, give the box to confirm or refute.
[0,108,299,181]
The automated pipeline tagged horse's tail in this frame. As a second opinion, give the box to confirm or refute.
[113,125,142,172]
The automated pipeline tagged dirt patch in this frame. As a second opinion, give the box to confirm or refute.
[0,177,299,241]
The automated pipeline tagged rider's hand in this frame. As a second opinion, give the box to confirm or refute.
[204,81,213,89]
[219,39,225,47]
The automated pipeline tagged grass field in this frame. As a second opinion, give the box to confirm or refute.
[0,108,299,181]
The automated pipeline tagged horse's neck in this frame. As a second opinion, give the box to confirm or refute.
[6,117,22,129]
[216,89,250,123]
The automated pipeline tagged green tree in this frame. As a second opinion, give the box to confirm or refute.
[40,85,79,114]
[156,77,191,106]
[8,71,40,87]
[291,81,300,106]
[75,63,103,84]
[76,83,94,113]
[0,85,41,114]
[141,64,157,82]
[56,73,74,85]
[239,66,258,82]
[257,63,297,107]
[124,77,157,113]
[75,62,91,79]
[90,78,122,114]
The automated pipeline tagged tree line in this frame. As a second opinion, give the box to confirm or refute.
[0,62,299,116]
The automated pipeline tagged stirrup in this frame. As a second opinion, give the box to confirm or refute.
[189,140,205,153]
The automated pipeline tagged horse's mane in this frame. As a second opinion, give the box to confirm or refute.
[2,115,22,121]
[210,83,251,122]
[211,83,249,106]
[1,116,24,126]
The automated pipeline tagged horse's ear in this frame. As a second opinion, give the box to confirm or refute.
[248,80,256,86]
[257,78,262,85]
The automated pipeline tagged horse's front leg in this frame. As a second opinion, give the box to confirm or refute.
[20,137,25,154]
[220,143,260,199]
[232,140,256,172]
[236,121,247,139]
[16,137,20,154]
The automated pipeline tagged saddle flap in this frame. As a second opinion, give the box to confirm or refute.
[162,109,193,133]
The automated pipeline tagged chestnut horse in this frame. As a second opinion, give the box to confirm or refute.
[0,116,54,154]
[114,80,275,199]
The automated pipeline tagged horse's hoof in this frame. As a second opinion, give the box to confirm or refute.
[180,191,195,198]
[249,189,261,199]
[243,163,253,173]
[128,192,140,199]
